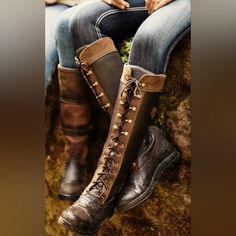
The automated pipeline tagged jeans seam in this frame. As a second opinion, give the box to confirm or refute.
[95,7,147,39]
[163,26,191,73]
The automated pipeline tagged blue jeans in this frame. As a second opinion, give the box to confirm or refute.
[54,1,96,69]
[67,0,191,74]
[45,4,70,89]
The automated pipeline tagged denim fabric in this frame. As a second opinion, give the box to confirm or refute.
[69,0,191,73]
[45,4,70,89]
[69,0,148,46]
[54,5,82,69]
[129,0,191,73]
[53,0,96,68]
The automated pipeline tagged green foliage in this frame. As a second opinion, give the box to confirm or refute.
[118,37,133,63]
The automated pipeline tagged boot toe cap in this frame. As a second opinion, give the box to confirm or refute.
[116,187,141,210]
[58,208,78,227]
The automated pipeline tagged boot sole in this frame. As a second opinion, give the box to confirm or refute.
[58,193,80,202]
[58,216,99,235]
[117,150,180,212]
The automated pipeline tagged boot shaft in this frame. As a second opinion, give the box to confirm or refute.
[58,66,91,163]
[84,64,166,203]
[75,37,123,115]
[58,65,91,104]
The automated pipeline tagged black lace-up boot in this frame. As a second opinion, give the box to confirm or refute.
[58,64,167,234]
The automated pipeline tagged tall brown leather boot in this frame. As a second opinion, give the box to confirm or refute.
[58,64,167,234]
[76,37,180,213]
[58,65,92,201]
[75,37,123,115]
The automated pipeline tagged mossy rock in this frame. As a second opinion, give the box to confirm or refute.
[45,33,191,236]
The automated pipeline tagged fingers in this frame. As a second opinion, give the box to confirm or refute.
[146,0,161,14]
[150,0,161,14]
[153,0,172,11]
[145,0,153,13]
[102,0,130,9]
[146,0,172,14]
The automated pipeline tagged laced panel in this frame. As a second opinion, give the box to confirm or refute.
[87,75,143,198]
[76,59,110,111]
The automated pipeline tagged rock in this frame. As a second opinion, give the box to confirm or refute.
[45,33,191,236]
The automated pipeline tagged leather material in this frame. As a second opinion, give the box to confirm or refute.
[58,154,89,201]
[58,65,91,104]
[60,102,91,130]
[79,37,117,66]
[63,134,89,166]
[76,37,123,115]
[116,126,179,211]
[59,64,167,233]
[58,193,115,234]
[92,52,123,106]
[58,66,91,201]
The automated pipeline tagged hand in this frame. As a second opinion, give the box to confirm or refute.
[145,0,173,14]
[45,0,57,4]
[102,0,130,9]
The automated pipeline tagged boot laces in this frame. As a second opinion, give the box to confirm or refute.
[88,76,143,198]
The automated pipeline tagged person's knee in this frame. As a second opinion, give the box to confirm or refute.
[69,4,95,38]
[133,27,156,50]
[55,10,71,40]
[132,24,168,56]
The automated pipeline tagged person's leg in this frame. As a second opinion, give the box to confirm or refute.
[54,5,84,68]
[54,5,92,201]
[113,0,191,211]
[69,0,148,47]
[129,0,191,74]
[45,4,70,89]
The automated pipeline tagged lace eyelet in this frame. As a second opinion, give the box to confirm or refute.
[102,103,110,109]
[120,143,124,148]
[92,81,98,87]
[113,125,118,130]
[117,153,121,157]
[130,106,137,111]
[119,101,124,105]
[125,75,130,80]
[96,93,104,99]
[86,71,92,76]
